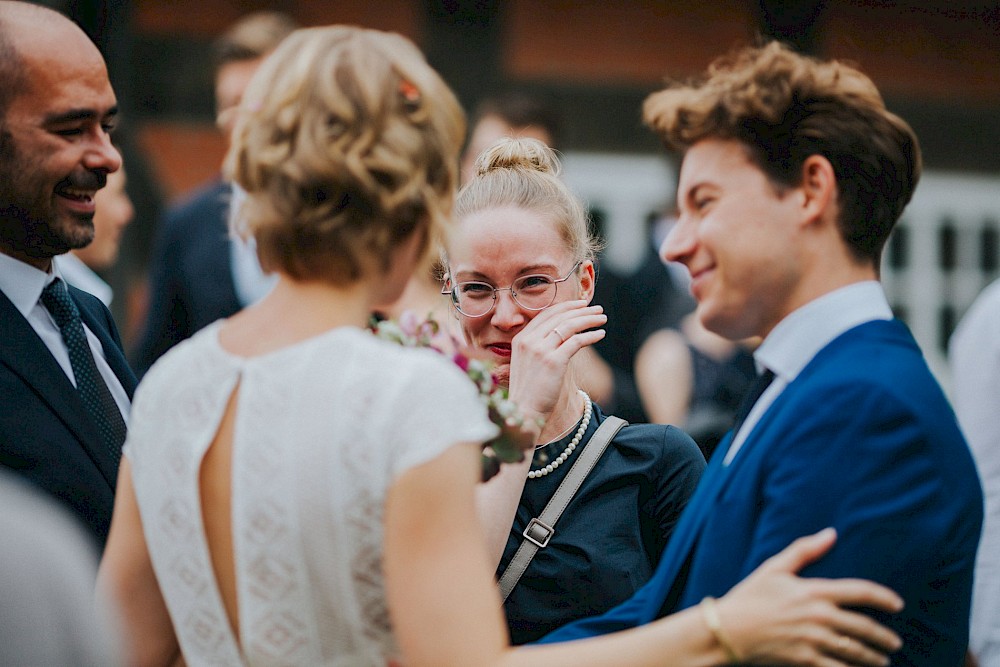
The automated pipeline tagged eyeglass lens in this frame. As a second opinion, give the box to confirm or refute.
[454,275,556,317]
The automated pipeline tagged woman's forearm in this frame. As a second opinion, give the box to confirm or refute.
[476,455,532,567]
[496,607,726,667]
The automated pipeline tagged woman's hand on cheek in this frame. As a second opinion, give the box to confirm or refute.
[506,300,606,423]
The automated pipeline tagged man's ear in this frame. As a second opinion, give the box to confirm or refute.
[579,260,597,304]
[799,154,837,227]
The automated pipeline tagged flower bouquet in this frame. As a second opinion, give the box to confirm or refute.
[370,312,536,482]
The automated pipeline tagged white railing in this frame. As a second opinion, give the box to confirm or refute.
[562,151,675,272]
[883,172,1000,387]
[563,152,1000,391]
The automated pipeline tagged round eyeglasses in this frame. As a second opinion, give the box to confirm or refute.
[442,261,582,318]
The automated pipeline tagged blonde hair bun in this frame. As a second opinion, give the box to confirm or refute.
[474,136,560,178]
[455,136,601,265]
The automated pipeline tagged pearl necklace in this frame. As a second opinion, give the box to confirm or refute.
[528,390,592,480]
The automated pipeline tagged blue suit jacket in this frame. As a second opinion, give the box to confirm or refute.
[0,285,137,547]
[132,179,241,376]
[541,320,983,666]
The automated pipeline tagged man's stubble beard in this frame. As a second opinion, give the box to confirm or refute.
[0,127,96,261]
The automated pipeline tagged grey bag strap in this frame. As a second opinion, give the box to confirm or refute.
[497,415,628,602]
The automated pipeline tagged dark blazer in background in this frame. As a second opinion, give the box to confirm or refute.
[591,248,695,423]
[132,179,241,376]
[0,284,137,547]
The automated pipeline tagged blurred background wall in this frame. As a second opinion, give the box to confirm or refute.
[37,0,1000,384]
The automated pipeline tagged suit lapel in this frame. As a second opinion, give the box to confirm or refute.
[639,386,792,621]
[638,321,914,621]
[636,432,742,620]
[0,291,118,489]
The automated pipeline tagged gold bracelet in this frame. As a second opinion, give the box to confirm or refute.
[700,596,741,664]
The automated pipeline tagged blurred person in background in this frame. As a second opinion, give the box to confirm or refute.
[56,167,134,306]
[132,11,296,376]
[1,469,121,666]
[460,91,559,185]
[635,311,756,460]
[591,207,697,423]
[950,278,1000,667]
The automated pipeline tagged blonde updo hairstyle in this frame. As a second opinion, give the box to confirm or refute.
[453,137,600,266]
[226,26,466,285]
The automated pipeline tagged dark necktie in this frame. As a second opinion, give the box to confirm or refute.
[730,368,776,436]
[41,278,127,460]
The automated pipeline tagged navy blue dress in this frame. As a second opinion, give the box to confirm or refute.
[498,404,705,644]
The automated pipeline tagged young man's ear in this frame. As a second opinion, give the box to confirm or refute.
[799,154,837,226]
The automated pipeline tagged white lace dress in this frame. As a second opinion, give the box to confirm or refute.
[125,322,498,666]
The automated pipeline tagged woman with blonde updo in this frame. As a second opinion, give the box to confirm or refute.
[447,138,706,644]
[100,26,903,667]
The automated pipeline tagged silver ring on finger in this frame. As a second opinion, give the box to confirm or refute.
[553,327,567,343]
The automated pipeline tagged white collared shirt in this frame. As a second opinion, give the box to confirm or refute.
[723,281,893,465]
[0,252,130,423]
[54,253,113,306]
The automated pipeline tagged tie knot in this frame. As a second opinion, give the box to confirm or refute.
[748,368,776,404]
[41,278,80,329]
[730,367,777,436]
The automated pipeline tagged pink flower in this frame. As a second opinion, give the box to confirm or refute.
[398,310,421,337]
[452,353,470,373]
[370,313,533,481]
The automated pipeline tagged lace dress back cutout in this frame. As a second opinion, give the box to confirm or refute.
[125,322,497,666]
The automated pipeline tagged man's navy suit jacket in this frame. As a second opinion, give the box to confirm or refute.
[1,284,137,547]
[132,179,241,376]
[541,319,983,666]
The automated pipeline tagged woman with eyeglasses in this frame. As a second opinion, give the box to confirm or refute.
[441,137,708,644]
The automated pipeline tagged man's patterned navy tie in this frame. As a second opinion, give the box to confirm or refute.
[41,278,127,460]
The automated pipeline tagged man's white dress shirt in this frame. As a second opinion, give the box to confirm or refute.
[724,281,893,465]
[0,252,130,422]
[54,253,113,306]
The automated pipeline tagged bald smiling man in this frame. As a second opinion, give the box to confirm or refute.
[0,1,136,547]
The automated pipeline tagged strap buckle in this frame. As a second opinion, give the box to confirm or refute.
[523,518,554,548]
